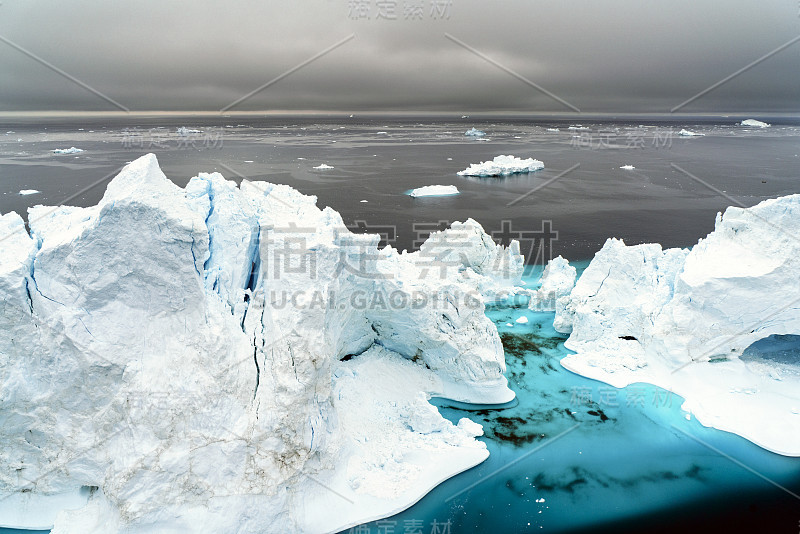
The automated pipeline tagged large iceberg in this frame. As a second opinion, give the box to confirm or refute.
[457,155,545,177]
[0,154,521,533]
[555,196,800,456]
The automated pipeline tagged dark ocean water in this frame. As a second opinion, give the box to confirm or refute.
[1,116,799,533]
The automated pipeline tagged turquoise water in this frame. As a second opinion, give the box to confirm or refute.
[349,264,800,533]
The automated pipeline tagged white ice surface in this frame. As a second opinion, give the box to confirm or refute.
[51,147,83,154]
[18,189,40,195]
[678,129,704,137]
[408,185,459,197]
[740,119,770,128]
[464,128,485,137]
[457,155,544,177]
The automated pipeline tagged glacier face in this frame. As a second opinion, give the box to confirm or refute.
[555,196,800,456]
[0,154,521,533]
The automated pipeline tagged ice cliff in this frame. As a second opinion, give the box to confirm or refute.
[554,195,800,456]
[0,154,521,533]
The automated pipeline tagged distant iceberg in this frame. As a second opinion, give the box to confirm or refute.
[464,127,486,137]
[678,129,704,137]
[408,185,459,197]
[176,126,202,135]
[620,165,635,170]
[313,163,334,170]
[458,155,544,177]
[740,119,770,128]
[18,189,40,196]
[52,147,83,154]
[554,195,800,456]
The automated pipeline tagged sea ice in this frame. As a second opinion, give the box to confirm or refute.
[52,147,83,154]
[313,163,334,170]
[408,185,459,197]
[678,129,704,137]
[457,155,544,177]
[620,165,635,170]
[18,189,40,196]
[464,128,486,137]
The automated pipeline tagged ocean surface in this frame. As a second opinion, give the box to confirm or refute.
[1,116,799,533]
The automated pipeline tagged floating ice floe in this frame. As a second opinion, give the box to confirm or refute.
[51,147,83,154]
[0,154,520,533]
[515,316,528,324]
[464,128,486,137]
[546,128,560,132]
[409,185,460,197]
[567,126,590,130]
[678,129,704,137]
[553,195,800,456]
[740,119,770,128]
[176,127,202,135]
[18,189,40,196]
[620,165,635,170]
[313,163,334,170]
[457,155,544,177]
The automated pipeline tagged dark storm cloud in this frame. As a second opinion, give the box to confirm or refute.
[0,0,798,113]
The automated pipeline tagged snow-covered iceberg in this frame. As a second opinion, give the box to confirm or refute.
[555,196,800,456]
[740,119,770,128]
[464,127,485,137]
[678,129,704,137]
[313,163,334,170]
[408,185,459,197]
[18,189,40,196]
[52,147,84,154]
[457,155,545,177]
[0,154,521,533]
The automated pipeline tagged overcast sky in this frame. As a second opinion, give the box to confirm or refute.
[1,0,798,114]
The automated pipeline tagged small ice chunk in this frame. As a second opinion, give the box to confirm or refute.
[567,126,589,130]
[458,155,544,177]
[678,129,704,137]
[52,147,83,154]
[465,128,486,137]
[360,200,368,203]
[740,119,770,128]
[515,316,529,324]
[18,189,40,196]
[457,418,484,437]
[546,128,560,132]
[176,127,202,135]
[620,165,635,170]
[409,185,459,197]
[313,164,334,170]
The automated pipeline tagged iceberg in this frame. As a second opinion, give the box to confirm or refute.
[554,195,800,456]
[457,155,545,177]
[464,128,485,137]
[619,165,635,170]
[313,163,334,170]
[176,127,202,135]
[18,189,40,196]
[678,129,704,137]
[52,147,84,154]
[408,185,459,197]
[0,154,520,533]
[740,119,770,128]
